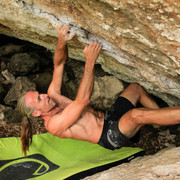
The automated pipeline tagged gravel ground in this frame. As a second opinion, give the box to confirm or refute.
[0,120,179,155]
[0,120,47,139]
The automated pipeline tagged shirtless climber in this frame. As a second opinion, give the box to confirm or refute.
[18,25,180,156]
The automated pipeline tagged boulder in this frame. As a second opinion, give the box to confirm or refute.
[31,72,52,93]
[0,74,5,84]
[1,69,15,85]
[83,147,180,180]
[0,43,23,57]
[63,60,124,110]
[4,76,36,107]
[0,0,179,106]
[0,83,6,102]
[8,53,40,76]
[0,104,22,124]
[91,76,124,110]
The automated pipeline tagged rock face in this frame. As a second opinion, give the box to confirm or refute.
[0,104,22,124]
[0,3,179,178]
[0,0,179,106]
[8,53,40,76]
[4,76,36,107]
[83,147,180,180]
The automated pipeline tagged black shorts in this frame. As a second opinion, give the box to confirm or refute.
[98,96,135,150]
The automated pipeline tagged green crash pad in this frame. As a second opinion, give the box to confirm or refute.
[0,133,143,179]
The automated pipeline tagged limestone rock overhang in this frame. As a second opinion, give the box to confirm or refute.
[0,0,179,106]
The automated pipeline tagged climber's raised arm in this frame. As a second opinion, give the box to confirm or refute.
[48,25,75,98]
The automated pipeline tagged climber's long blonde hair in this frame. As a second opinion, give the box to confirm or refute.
[17,94,35,156]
